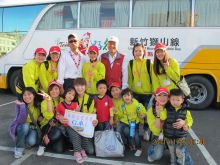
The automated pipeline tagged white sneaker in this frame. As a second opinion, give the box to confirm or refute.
[143,130,150,141]
[148,156,154,162]
[134,149,142,157]
[14,147,24,159]
[37,146,45,156]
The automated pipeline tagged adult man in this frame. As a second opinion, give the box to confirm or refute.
[101,36,128,89]
[58,33,88,90]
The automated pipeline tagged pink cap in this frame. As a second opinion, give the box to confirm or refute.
[49,46,61,54]
[88,45,99,54]
[154,43,167,51]
[35,48,47,55]
[155,87,169,95]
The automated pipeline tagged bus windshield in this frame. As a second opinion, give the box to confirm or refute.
[0,5,45,57]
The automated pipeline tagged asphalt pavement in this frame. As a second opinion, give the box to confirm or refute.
[0,90,219,165]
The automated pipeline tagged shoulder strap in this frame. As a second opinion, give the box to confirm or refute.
[26,106,42,140]
[146,59,152,84]
[129,60,134,80]
[61,102,68,109]
[87,95,93,110]
[44,61,49,70]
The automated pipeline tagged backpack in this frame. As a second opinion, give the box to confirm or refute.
[129,59,152,84]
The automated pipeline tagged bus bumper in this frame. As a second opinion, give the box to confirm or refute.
[0,75,7,89]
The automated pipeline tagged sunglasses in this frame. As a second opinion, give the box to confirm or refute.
[69,40,77,43]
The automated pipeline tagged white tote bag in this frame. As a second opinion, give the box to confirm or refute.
[95,129,124,157]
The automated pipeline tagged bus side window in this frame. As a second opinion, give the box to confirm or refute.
[37,2,78,30]
[80,0,129,28]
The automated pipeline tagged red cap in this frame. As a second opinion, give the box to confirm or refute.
[110,82,121,90]
[49,46,61,54]
[154,43,167,51]
[88,45,99,54]
[35,48,47,55]
[155,87,169,95]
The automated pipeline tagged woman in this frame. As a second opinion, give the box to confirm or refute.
[152,43,180,91]
[10,87,41,158]
[39,46,61,92]
[37,80,64,156]
[128,43,153,109]
[16,48,47,101]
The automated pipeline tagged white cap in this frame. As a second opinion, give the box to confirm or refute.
[108,36,119,49]
[68,33,79,40]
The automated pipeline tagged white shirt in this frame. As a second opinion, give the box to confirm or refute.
[57,49,89,84]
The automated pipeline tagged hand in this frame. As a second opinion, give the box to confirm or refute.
[38,90,51,101]
[38,116,44,123]
[163,60,169,69]
[92,119,98,127]
[138,113,145,119]
[109,118,114,126]
[60,116,69,124]
[173,119,185,129]
[155,102,163,116]
[112,107,118,113]
[88,71,93,78]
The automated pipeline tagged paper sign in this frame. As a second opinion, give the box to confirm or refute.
[64,109,96,138]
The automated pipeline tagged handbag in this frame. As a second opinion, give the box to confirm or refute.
[168,75,191,97]
[176,76,191,97]
[94,129,124,157]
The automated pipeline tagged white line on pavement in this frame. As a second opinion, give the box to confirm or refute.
[0,146,158,165]
[10,149,33,165]
[0,101,15,107]
[189,129,217,165]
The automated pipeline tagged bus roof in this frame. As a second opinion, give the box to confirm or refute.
[0,0,79,7]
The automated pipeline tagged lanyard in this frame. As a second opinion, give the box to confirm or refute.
[135,60,144,80]
[69,51,81,69]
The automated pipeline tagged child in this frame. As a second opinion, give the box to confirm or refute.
[74,78,95,114]
[110,82,123,127]
[10,87,41,158]
[74,77,98,155]
[37,81,64,156]
[82,45,105,95]
[160,88,193,165]
[56,88,88,164]
[116,88,146,157]
[94,79,114,130]
[147,87,169,162]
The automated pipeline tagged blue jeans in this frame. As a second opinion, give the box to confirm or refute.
[148,140,164,161]
[165,138,193,165]
[116,122,141,149]
[16,123,37,149]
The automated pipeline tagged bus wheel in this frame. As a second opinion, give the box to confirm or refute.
[187,76,215,109]
[9,70,20,95]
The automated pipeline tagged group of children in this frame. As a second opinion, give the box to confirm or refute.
[10,75,193,165]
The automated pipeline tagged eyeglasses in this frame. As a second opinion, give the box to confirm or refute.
[68,40,77,43]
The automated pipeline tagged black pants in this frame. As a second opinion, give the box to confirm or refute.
[41,123,64,153]
[63,78,75,91]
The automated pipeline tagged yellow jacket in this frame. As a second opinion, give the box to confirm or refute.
[152,58,180,92]
[39,61,58,92]
[26,105,40,124]
[40,97,63,128]
[147,107,163,136]
[112,98,123,125]
[82,61,105,95]
[117,99,146,125]
[16,59,41,94]
[77,93,95,114]
[128,59,153,94]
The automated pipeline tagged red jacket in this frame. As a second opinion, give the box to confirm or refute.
[101,52,124,87]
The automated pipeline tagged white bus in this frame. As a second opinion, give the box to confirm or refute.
[1,0,220,109]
